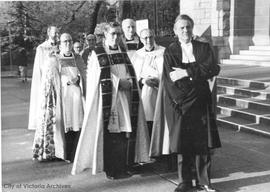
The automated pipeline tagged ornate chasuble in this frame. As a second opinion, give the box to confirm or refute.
[95,46,140,133]
[42,44,59,56]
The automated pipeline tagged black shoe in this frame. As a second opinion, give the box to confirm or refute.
[127,164,142,175]
[106,171,132,180]
[196,185,217,192]
[174,182,193,192]
[106,175,115,180]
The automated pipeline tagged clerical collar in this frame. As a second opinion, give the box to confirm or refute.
[126,38,134,42]
[63,53,72,57]
[145,46,155,52]
[109,46,118,51]
[179,39,192,45]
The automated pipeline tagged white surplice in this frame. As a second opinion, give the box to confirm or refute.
[71,45,150,175]
[132,45,165,121]
[58,53,84,133]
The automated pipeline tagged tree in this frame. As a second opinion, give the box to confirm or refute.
[118,0,131,21]
[88,0,105,34]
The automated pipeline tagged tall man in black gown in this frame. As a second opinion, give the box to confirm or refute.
[151,14,221,192]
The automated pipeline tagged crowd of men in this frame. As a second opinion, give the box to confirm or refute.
[28,14,221,192]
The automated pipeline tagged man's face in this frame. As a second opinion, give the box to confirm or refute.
[140,30,155,51]
[104,27,121,47]
[73,42,82,54]
[122,21,136,40]
[60,34,73,54]
[48,27,59,43]
[174,19,193,43]
[86,37,96,49]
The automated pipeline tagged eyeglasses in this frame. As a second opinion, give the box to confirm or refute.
[108,32,122,36]
[141,36,154,40]
[61,39,72,43]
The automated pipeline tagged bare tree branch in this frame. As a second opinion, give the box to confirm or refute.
[88,0,104,34]
[61,1,87,28]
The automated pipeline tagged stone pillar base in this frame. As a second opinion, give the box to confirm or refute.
[252,35,270,46]
[228,35,253,54]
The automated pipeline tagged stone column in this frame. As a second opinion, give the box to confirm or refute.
[211,0,231,60]
[228,0,255,54]
[252,0,270,45]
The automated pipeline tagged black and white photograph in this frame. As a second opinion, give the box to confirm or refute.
[1,0,270,192]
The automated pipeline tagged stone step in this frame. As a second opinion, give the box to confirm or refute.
[217,106,258,123]
[217,85,270,100]
[217,77,268,89]
[217,47,270,137]
[221,59,270,66]
[219,64,270,81]
[230,55,270,61]
[217,77,270,98]
[249,46,270,51]
[218,104,270,121]
[217,115,270,137]
[259,116,270,126]
[217,95,270,112]
[217,106,270,136]
[217,114,254,129]
[240,50,270,56]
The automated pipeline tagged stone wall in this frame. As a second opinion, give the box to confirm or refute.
[180,0,270,59]
[180,0,212,38]
[253,0,270,45]
[180,0,231,61]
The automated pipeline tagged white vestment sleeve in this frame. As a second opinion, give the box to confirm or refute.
[71,51,104,175]
[28,45,43,130]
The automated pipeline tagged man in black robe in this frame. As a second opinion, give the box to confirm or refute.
[153,14,221,192]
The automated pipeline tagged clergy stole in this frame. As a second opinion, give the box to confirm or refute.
[95,46,140,133]
[95,46,140,166]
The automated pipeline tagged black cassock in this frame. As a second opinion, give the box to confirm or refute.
[161,39,221,155]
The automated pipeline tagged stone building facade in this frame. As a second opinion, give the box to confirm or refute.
[179,0,270,61]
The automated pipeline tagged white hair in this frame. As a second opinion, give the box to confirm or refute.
[121,18,136,28]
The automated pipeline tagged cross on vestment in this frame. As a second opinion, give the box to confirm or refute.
[110,111,118,124]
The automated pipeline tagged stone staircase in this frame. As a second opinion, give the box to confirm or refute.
[216,76,270,137]
[217,45,270,137]
[222,46,270,66]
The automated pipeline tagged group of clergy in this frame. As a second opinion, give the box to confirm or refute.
[28,14,221,192]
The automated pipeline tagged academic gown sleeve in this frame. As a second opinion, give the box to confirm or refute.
[186,42,220,81]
